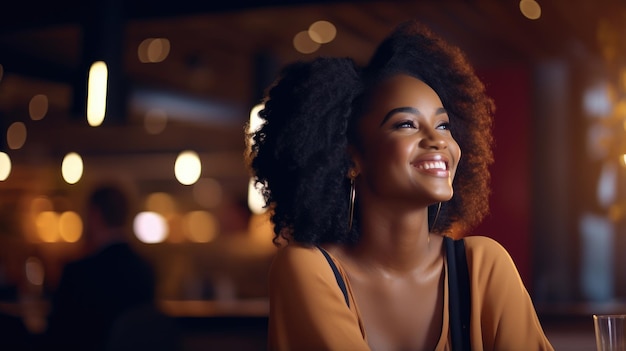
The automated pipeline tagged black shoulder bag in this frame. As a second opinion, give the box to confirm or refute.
[318,237,471,350]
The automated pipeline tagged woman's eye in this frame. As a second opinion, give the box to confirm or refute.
[436,122,451,130]
[395,120,416,129]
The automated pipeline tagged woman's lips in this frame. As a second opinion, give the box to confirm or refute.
[412,158,450,177]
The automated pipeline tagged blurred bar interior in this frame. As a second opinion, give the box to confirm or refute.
[2,0,626,349]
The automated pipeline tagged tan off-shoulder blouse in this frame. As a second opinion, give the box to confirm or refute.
[267,235,554,351]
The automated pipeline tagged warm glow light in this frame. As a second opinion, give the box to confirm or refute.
[25,257,45,286]
[193,177,222,208]
[7,122,27,149]
[519,0,541,20]
[175,150,202,185]
[59,211,83,242]
[61,152,83,184]
[133,211,168,243]
[36,211,60,242]
[309,20,336,44]
[183,211,218,243]
[30,196,53,213]
[148,38,170,63]
[622,154,626,166]
[0,152,11,181]
[145,192,177,215]
[138,40,151,63]
[87,61,108,127]
[293,30,320,54]
[248,178,267,214]
[138,38,170,63]
[29,94,49,120]
[616,100,626,119]
[144,109,168,134]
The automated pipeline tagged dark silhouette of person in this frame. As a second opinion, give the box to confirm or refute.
[43,183,159,351]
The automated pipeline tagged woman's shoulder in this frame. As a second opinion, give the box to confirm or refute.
[269,242,345,295]
[271,242,328,274]
[462,235,504,250]
[461,235,515,265]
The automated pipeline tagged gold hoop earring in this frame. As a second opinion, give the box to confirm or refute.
[348,177,356,231]
[430,202,442,232]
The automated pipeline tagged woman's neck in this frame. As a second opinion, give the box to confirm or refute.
[349,202,436,275]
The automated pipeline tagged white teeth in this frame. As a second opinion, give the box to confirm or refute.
[417,161,447,170]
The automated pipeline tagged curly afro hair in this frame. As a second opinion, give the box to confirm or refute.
[359,20,495,235]
[246,20,494,246]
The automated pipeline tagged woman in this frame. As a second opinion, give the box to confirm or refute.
[247,20,554,351]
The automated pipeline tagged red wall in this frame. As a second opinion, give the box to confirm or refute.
[472,65,533,288]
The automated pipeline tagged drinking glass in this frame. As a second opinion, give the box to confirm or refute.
[594,314,626,351]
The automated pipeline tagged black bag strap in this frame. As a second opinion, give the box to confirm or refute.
[317,246,350,308]
[445,236,471,350]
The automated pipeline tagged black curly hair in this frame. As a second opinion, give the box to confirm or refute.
[246,20,494,246]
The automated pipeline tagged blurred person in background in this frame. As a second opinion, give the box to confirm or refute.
[42,183,164,351]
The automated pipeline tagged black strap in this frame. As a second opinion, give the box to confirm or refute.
[317,246,350,308]
[445,236,471,351]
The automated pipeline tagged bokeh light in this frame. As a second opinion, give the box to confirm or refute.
[183,210,218,243]
[519,0,541,20]
[293,30,320,54]
[145,192,177,215]
[59,211,83,242]
[175,150,201,185]
[30,196,53,213]
[308,20,336,44]
[0,152,11,181]
[87,61,108,127]
[36,211,60,242]
[29,94,49,121]
[61,152,83,184]
[7,122,27,150]
[25,257,45,286]
[138,38,171,63]
[133,211,168,243]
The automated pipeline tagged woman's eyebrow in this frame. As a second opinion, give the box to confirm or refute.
[379,106,447,126]
[380,106,420,126]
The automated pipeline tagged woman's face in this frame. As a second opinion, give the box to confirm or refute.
[352,74,461,207]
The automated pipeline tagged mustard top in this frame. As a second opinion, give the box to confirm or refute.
[267,235,554,351]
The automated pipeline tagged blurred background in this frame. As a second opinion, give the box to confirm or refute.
[1,0,626,349]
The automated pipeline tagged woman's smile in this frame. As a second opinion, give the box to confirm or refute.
[411,153,450,178]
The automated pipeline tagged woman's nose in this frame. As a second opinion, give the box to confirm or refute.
[420,127,448,149]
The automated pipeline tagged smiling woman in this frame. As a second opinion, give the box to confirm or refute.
[246,19,554,351]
